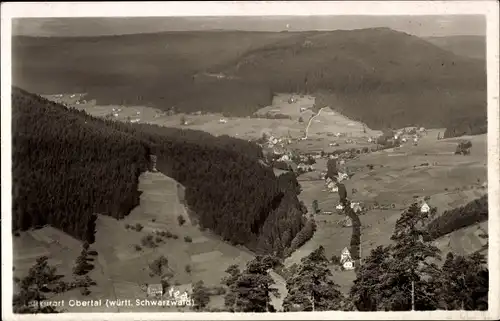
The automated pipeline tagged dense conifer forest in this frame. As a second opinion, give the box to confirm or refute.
[425,195,488,241]
[13,29,486,138]
[12,87,149,242]
[12,87,304,254]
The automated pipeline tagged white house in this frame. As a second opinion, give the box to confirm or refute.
[421,202,430,213]
[300,107,307,112]
[343,260,354,270]
[219,118,228,124]
[330,186,339,193]
[350,202,362,213]
[341,247,351,262]
[336,204,344,210]
[337,172,349,182]
[340,247,354,270]
[278,155,290,162]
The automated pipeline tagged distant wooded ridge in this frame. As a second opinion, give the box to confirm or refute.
[12,28,486,137]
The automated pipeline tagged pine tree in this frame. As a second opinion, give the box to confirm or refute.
[223,256,279,312]
[326,159,338,181]
[350,203,441,311]
[435,252,488,310]
[148,255,173,293]
[312,200,319,214]
[13,256,62,313]
[283,246,345,311]
[388,203,441,310]
[192,280,210,311]
[350,245,395,311]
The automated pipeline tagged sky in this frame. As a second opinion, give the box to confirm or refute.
[12,15,486,38]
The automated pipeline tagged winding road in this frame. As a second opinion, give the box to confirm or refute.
[304,107,328,139]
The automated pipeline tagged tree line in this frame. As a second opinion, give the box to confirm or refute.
[12,87,305,255]
[17,200,488,313]
[191,202,488,312]
[425,194,488,242]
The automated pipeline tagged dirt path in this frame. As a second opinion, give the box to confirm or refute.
[136,171,289,311]
[304,107,328,139]
[269,270,288,311]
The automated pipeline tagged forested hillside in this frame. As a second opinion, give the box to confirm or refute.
[12,87,305,255]
[425,194,488,241]
[12,28,486,137]
[12,87,149,242]
[425,35,485,60]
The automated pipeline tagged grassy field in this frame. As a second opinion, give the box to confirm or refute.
[14,171,276,312]
[284,131,487,293]
[17,90,488,308]
[44,93,306,141]
[44,93,385,149]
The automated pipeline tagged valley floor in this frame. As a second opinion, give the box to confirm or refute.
[14,92,488,312]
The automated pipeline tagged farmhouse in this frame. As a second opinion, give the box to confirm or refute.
[336,204,344,210]
[337,172,349,182]
[340,247,354,270]
[350,202,362,213]
[219,118,228,124]
[278,154,290,162]
[420,202,430,213]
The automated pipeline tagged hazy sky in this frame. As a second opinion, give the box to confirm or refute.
[12,15,485,38]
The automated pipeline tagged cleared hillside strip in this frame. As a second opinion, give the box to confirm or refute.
[12,87,306,256]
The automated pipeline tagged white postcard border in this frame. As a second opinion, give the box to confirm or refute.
[1,1,499,320]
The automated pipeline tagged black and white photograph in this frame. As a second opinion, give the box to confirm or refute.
[1,1,499,319]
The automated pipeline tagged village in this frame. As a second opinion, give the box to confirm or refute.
[42,91,478,280]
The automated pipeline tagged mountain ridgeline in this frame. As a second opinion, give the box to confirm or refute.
[13,28,486,137]
[12,87,305,255]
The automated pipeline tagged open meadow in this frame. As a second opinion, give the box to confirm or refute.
[36,91,488,299]
[14,171,287,312]
[285,130,487,293]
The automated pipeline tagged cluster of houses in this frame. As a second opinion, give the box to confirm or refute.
[261,134,293,150]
